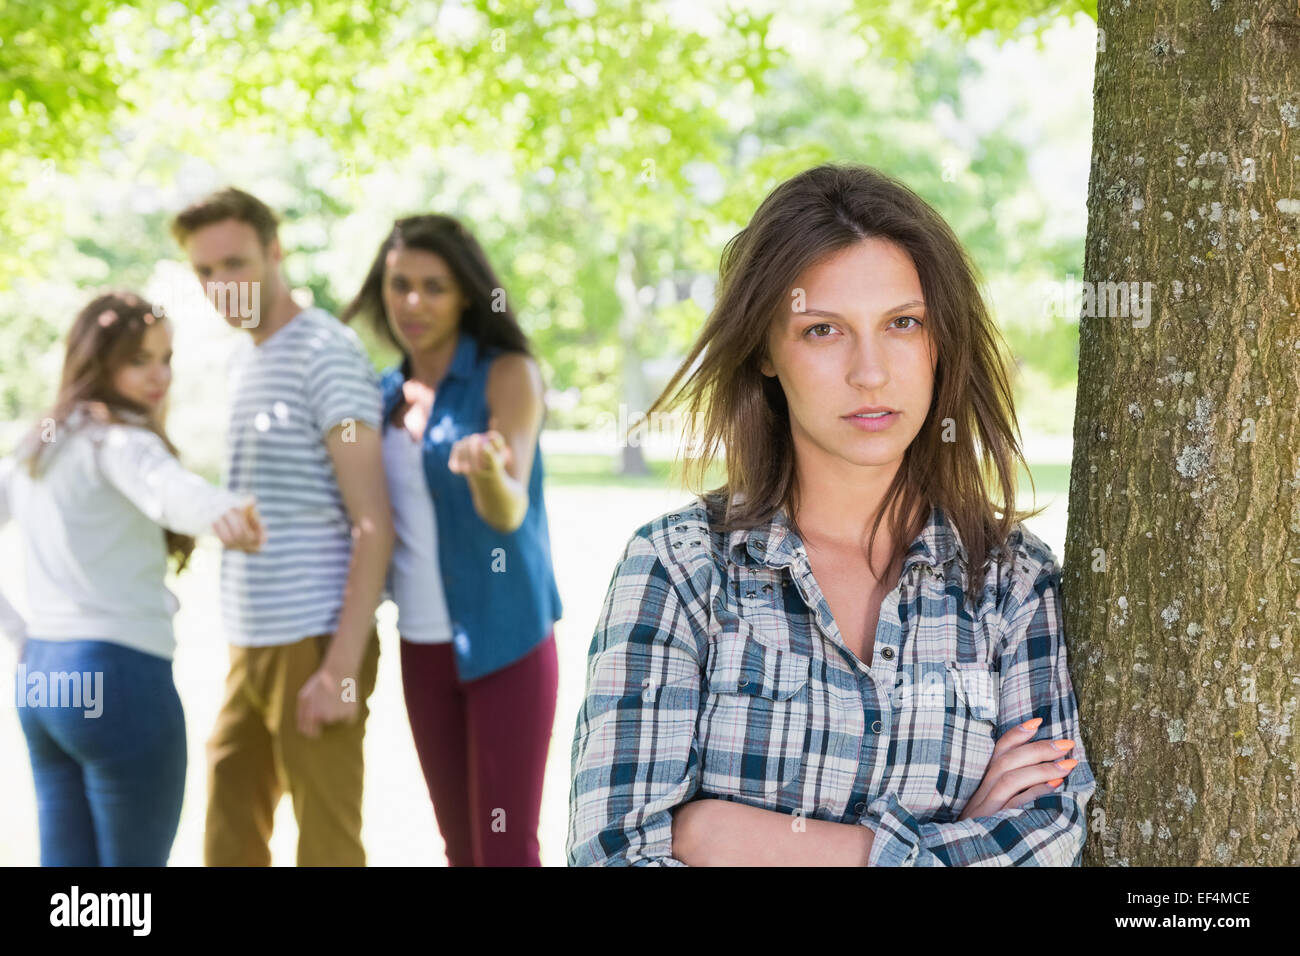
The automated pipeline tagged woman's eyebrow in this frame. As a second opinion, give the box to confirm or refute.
[796,299,927,318]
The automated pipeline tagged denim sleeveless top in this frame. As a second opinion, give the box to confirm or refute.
[380,331,563,680]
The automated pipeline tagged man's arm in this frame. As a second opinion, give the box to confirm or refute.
[296,421,395,736]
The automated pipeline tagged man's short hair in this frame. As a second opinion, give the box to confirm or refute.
[170,187,279,249]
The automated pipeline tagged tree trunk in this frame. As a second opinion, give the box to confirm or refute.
[616,238,650,476]
[1066,1,1300,865]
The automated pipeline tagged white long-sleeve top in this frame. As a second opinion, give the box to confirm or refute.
[0,414,248,660]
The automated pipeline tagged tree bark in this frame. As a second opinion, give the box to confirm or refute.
[1066,1,1300,865]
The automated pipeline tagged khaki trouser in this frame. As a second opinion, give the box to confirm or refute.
[204,627,380,866]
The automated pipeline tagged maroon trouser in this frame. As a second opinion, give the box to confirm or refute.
[399,632,558,866]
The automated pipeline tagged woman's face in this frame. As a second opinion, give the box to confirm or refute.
[382,245,468,355]
[760,237,937,476]
[111,319,173,412]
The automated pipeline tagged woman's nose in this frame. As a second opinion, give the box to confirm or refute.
[847,340,889,389]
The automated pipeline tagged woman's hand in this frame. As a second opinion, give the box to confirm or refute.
[212,498,266,552]
[957,718,1079,821]
[448,429,514,480]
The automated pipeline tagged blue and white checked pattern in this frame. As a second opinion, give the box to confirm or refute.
[567,492,1096,866]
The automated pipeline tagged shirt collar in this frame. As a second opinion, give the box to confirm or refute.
[725,499,968,575]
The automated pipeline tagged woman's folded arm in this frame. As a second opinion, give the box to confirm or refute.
[861,562,1096,866]
[566,530,707,866]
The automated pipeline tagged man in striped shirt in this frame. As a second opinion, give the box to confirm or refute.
[171,188,394,866]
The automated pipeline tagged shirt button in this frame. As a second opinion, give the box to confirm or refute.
[738,676,749,687]
[855,801,866,814]
[755,539,766,550]
[881,647,894,660]
[871,719,883,733]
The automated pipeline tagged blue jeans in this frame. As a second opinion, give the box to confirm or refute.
[15,639,187,866]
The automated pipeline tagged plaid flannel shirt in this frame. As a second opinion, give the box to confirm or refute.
[567,492,1096,866]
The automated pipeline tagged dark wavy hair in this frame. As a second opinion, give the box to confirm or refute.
[647,163,1044,608]
[340,214,531,365]
[19,291,197,571]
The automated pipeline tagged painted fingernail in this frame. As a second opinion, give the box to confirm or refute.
[1054,758,1078,771]
[1047,778,1063,787]
[1020,717,1044,732]
[1053,740,1075,751]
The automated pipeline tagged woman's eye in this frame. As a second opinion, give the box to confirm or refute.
[804,323,834,338]
[894,315,923,329]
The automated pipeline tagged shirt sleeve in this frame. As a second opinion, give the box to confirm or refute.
[0,456,28,647]
[861,561,1096,866]
[303,330,382,439]
[566,530,705,866]
[96,426,250,536]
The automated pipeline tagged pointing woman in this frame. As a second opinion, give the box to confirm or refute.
[344,215,563,866]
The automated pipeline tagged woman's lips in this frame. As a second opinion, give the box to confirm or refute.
[843,411,898,432]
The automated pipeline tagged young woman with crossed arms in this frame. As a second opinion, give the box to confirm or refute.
[567,164,1095,866]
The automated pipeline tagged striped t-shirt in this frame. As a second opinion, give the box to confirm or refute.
[219,307,382,646]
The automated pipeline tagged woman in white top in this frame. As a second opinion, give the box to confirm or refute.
[0,291,264,866]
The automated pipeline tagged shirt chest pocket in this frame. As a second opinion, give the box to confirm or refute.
[698,624,810,799]
[891,659,1000,813]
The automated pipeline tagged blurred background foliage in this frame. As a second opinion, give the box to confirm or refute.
[0,0,1096,470]
[0,0,1099,868]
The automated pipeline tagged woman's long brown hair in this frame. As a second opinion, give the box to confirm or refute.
[18,291,197,571]
[646,163,1045,609]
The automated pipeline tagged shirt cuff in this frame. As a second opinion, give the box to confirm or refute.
[189,488,252,538]
[861,793,924,867]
